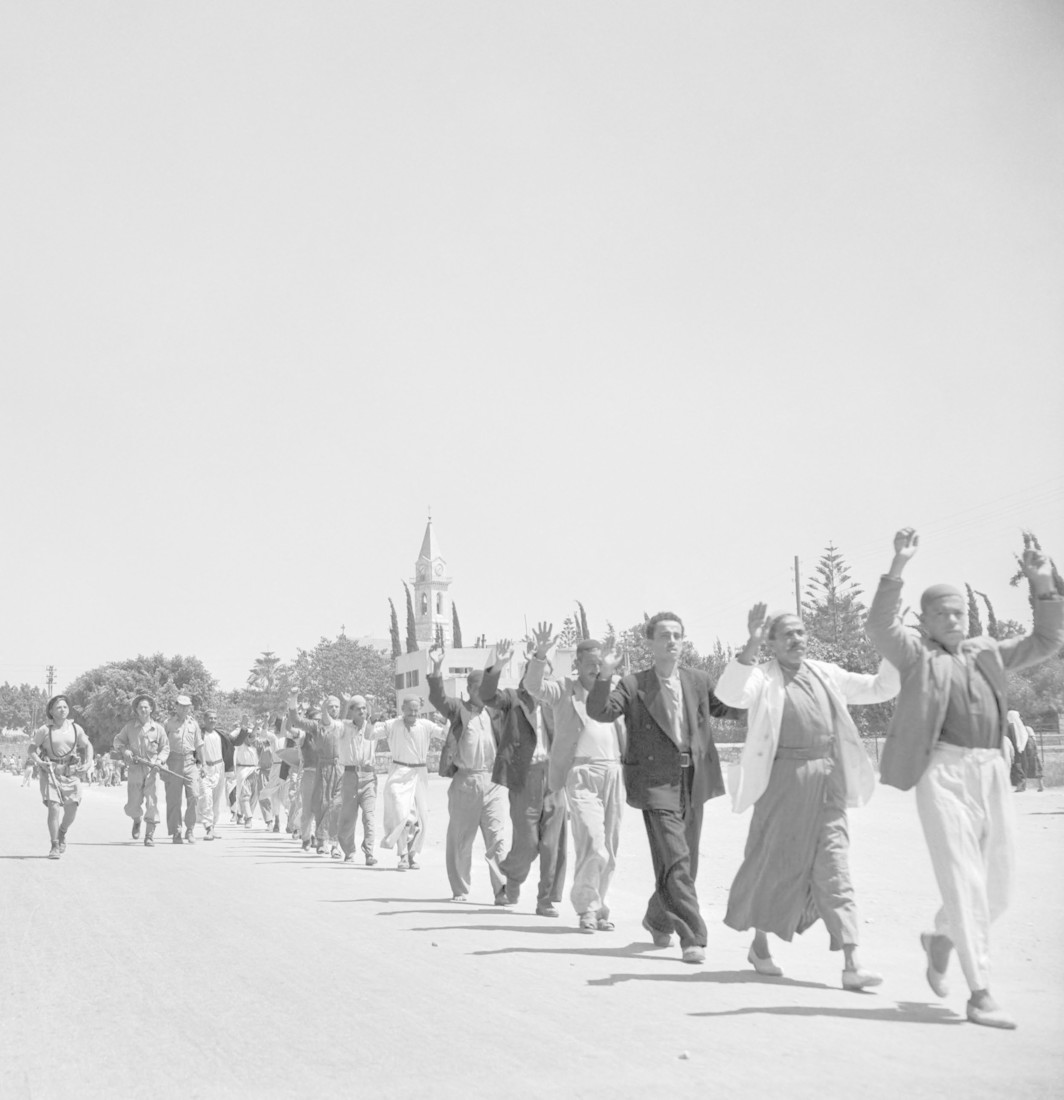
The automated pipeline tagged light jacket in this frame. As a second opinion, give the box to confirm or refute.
[866,574,1064,790]
[715,657,899,814]
[523,657,626,793]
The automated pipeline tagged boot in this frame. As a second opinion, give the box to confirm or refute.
[185,827,195,844]
[144,824,156,847]
[57,828,67,854]
[132,819,141,840]
[272,817,280,833]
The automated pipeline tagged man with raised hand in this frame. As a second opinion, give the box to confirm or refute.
[113,694,169,847]
[524,623,626,933]
[587,612,742,964]
[479,637,568,918]
[337,695,389,865]
[866,528,1064,1030]
[428,643,507,903]
[287,691,347,858]
[379,696,447,870]
[717,604,898,989]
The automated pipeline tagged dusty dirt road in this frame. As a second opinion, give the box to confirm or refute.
[1,770,1060,1099]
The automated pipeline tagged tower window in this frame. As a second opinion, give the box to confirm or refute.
[436,593,442,614]
[421,593,428,615]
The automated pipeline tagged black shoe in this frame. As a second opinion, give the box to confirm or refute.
[172,833,183,844]
[132,820,141,840]
[272,818,280,833]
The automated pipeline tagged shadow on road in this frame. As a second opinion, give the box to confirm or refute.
[689,1000,964,1025]
[470,941,666,961]
[0,854,51,860]
[588,969,832,989]
[411,924,587,935]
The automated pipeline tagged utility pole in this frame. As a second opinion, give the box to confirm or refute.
[45,665,56,698]
[793,557,801,617]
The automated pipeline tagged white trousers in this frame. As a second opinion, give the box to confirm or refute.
[915,743,1015,992]
[196,763,227,829]
[566,761,623,918]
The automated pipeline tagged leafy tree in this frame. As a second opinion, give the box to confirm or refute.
[0,682,47,732]
[388,599,402,659]
[803,543,866,647]
[965,585,984,638]
[64,654,218,756]
[452,603,463,649]
[575,602,590,641]
[290,633,395,712]
[403,582,418,653]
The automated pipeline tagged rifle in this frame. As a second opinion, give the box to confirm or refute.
[131,757,195,785]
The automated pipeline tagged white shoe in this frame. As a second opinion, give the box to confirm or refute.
[747,945,783,977]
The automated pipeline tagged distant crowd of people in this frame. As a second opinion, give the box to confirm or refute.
[13,530,1062,1032]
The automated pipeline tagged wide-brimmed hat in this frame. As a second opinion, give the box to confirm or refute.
[132,693,156,714]
[175,693,193,706]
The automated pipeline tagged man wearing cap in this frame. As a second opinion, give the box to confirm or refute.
[196,710,227,841]
[113,694,170,846]
[163,694,204,844]
[428,644,507,903]
[867,528,1064,1029]
[287,691,347,858]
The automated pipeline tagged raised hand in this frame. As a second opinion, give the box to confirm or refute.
[598,641,625,680]
[531,621,558,659]
[1020,546,1055,593]
[427,644,445,672]
[746,602,770,643]
[493,638,514,666]
[893,527,919,560]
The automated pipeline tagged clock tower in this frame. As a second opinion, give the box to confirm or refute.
[413,515,451,646]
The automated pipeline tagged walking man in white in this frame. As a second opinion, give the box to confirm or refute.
[866,529,1064,1029]
[163,693,203,844]
[379,697,446,870]
[716,604,898,988]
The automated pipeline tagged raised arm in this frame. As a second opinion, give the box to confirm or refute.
[523,622,563,705]
[998,545,1064,670]
[479,638,515,710]
[426,644,463,722]
[866,528,923,670]
[586,645,632,722]
[831,658,900,705]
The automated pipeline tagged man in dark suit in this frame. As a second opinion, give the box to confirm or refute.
[587,611,743,963]
[479,639,568,917]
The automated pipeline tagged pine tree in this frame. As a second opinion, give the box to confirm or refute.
[965,584,984,638]
[403,582,419,653]
[558,617,580,647]
[576,601,590,641]
[435,623,444,647]
[388,599,402,659]
[975,590,998,640]
[802,543,866,647]
[451,603,463,648]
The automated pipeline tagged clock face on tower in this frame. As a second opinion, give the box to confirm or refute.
[434,563,444,576]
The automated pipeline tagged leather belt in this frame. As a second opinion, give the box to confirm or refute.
[394,761,426,768]
[344,765,376,773]
[205,759,223,766]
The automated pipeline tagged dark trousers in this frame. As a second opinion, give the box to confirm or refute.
[642,786,706,948]
[499,760,568,906]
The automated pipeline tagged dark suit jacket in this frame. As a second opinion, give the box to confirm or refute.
[428,672,503,779]
[479,666,556,792]
[586,666,742,812]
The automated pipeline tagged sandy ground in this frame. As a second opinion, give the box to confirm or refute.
[0,769,1061,1100]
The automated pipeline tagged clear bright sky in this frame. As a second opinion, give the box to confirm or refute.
[2,2,1062,693]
